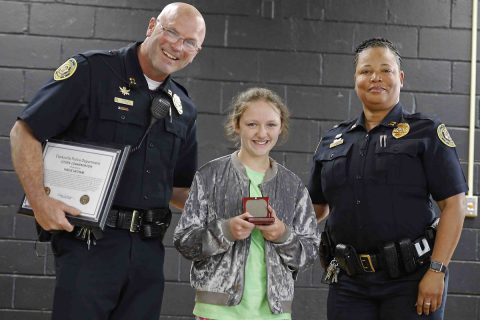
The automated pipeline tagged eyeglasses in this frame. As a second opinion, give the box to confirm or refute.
[157,22,201,53]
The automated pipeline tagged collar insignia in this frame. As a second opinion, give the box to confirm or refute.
[387,121,397,127]
[392,122,410,139]
[128,77,136,87]
[119,86,130,96]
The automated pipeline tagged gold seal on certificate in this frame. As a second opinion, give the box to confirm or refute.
[19,140,130,230]
[80,195,90,205]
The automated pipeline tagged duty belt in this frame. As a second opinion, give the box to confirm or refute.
[333,234,434,278]
[106,207,172,240]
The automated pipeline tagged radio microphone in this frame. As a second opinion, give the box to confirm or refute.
[130,92,171,153]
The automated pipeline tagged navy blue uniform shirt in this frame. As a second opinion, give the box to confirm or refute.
[308,103,467,251]
[20,42,198,209]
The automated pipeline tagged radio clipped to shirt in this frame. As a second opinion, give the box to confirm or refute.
[242,197,274,225]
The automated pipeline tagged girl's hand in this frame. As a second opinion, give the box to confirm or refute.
[228,212,255,240]
[256,205,287,242]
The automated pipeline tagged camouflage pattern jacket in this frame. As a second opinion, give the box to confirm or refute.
[173,152,320,314]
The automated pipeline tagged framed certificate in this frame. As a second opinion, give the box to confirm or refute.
[19,140,130,230]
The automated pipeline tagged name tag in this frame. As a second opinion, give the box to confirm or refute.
[114,97,134,106]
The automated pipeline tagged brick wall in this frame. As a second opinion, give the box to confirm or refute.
[0,0,479,319]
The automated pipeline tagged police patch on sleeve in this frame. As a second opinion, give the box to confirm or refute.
[53,58,77,81]
[437,124,456,147]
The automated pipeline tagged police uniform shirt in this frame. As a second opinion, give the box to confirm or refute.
[308,103,467,251]
[20,42,198,209]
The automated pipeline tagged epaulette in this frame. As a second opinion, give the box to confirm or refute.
[326,118,356,132]
[79,49,117,59]
[404,112,437,124]
[171,78,190,97]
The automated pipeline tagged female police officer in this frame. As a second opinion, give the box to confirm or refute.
[308,38,467,319]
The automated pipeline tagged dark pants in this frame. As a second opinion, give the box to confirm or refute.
[327,267,448,320]
[51,227,165,320]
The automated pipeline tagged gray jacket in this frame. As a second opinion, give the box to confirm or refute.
[173,152,320,314]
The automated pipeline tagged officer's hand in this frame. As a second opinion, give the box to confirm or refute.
[256,206,287,242]
[31,196,81,232]
[228,212,255,240]
[416,270,445,316]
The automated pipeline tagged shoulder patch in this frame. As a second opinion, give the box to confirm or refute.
[54,58,77,81]
[437,124,456,147]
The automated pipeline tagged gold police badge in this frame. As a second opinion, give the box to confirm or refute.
[54,58,77,81]
[437,124,456,147]
[392,123,410,139]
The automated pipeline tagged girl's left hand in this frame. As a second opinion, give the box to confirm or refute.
[256,205,287,242]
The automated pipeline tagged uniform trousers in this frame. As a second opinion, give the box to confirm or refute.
[51,227,165,320]
[327,267,448,320]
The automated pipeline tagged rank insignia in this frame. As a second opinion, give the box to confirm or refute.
[392,122,410,139]
[119,86,130,96]
[172,93,183,115]
[54,58,77,81]
[329,138,344,148]
[437,124,456,147]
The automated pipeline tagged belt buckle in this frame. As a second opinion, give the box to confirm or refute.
[129,210,141,232]
[359,254,376,272]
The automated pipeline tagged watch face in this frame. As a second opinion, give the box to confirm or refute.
[430,261,446,273]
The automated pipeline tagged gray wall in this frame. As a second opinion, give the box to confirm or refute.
[0,0,479,319]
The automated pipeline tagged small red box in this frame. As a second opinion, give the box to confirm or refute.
[242,197,274,225]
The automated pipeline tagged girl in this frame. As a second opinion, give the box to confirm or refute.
[174,87,320,320]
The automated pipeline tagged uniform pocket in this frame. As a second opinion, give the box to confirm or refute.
[318,143,353,188]
[375,139,425,185]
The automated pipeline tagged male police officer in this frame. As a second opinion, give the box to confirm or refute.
[10,3,206,319]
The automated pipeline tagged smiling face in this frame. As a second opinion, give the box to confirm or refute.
[236,99,282,162]
[139,3,206,81]
[354,46,404,114]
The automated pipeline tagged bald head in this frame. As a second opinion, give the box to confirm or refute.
[157,2,206,44]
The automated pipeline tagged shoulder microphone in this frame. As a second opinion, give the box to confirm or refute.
[130,92,171,153]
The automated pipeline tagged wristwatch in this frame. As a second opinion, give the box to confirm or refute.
[429,260,447,273]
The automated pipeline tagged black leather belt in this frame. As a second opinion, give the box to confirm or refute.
[106,207,171,239]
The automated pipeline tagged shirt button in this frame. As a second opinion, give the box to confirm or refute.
[120,115,126,120]
[149,142,155,148]
[144,195,149,200]
[356,200,361,205]
[146,169,151,174]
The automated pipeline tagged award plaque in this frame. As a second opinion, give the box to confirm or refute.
[19,140,130,230]
[242,196,274,225]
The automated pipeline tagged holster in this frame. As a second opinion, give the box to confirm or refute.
[334,244,360,276]
[140,208,172,240]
